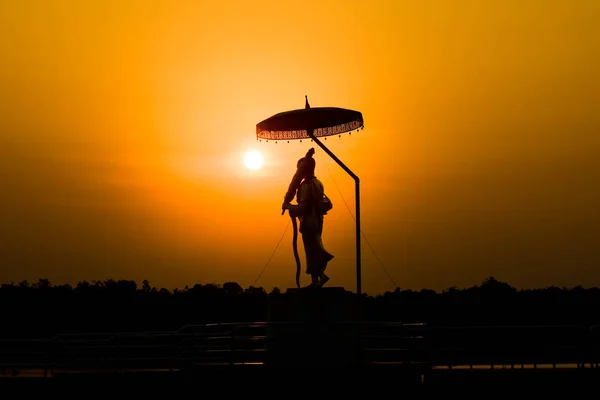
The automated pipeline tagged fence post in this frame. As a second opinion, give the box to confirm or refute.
[190,332,195,365]
[116,334,121,373]
[169,332,173,372]
[230,326,235,366]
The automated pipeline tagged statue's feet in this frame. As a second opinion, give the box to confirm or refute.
[317,275,329,287]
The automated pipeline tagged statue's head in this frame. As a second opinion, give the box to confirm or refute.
[283,148,316,203]
[296,148,316,178]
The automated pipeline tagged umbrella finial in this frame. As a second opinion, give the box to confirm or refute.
[305,95,310,109]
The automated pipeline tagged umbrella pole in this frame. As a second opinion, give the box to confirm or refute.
[309,131,361,296]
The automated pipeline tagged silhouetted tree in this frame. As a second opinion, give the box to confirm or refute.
[269,287,281,295]
[223,282,243,296]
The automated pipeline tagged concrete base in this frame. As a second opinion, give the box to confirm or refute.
[268,287,361,322]
[266,287,364,367]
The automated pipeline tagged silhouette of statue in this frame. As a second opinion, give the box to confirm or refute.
[282,148,334,287]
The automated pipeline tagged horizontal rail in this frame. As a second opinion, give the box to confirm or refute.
[2,322,600,375]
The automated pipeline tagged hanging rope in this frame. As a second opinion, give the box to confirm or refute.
[252,219,290,286]
[315,146,399,290]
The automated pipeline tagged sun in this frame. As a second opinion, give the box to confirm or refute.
[243,150,263,170]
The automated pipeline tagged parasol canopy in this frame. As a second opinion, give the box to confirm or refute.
[256,96,364,141]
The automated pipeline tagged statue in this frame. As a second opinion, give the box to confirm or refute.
[282,148,334,288]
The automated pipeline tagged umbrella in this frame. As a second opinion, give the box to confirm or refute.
[256,96,365,294]
[256,96,363,142]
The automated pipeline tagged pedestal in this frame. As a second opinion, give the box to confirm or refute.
[266,287,364,367]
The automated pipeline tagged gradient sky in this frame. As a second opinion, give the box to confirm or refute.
[1,0,599,294]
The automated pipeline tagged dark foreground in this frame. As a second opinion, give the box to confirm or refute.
[3,288,600,388]
[2,366,600,389]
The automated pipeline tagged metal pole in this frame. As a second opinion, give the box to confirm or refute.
[308,131,361,295]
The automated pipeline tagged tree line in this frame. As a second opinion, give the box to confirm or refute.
[1,276,599,339]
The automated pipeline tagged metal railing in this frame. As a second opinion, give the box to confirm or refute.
[2,322,600,376]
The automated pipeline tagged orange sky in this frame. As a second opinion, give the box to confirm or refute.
[1,0,599,294]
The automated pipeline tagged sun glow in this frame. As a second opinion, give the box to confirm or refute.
[243,150,263,170]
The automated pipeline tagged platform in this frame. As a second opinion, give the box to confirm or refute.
[265,287,364,366]
[268,286,361,322]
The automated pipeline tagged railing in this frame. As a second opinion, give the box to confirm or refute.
[2,322,600,376]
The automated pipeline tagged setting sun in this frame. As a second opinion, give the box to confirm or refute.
[243,151,263,170]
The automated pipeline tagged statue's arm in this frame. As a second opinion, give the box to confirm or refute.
[283,169,304,204]
[283,184,309,217]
